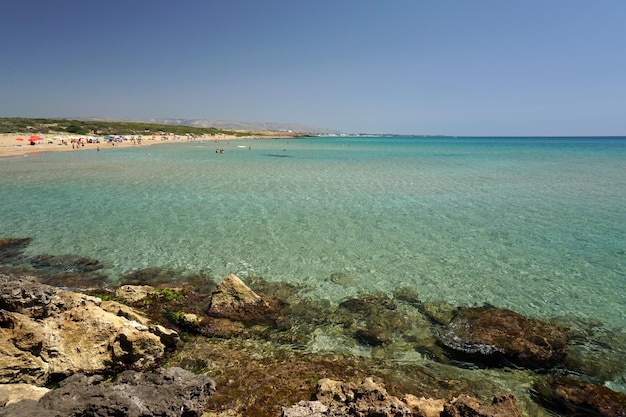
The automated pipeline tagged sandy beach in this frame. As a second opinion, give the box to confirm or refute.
[0,132,295,158]
[0,133,141,158]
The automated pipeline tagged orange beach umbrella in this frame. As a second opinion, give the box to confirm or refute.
[15,137,24,141]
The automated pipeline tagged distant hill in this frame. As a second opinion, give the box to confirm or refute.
[0,116,341,136]
[145,118,340,135]
[0,118,228,136]
[70,117,338,134]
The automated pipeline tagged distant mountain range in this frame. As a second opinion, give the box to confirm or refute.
[74,117,341,135]
[151,118,341,134]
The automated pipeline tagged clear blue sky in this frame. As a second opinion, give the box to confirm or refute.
[1,0,625,135]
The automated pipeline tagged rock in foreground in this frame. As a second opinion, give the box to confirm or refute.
[207,273,280,324]
[0,367,215,417]
[0,274,173,384]
[282,377,522,417]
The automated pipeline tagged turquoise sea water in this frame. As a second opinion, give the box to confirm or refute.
[1,136,625,386]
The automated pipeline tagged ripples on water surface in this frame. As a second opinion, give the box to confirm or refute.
[1,136,624,333]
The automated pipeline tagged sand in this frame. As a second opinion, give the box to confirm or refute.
[0,132,286,158]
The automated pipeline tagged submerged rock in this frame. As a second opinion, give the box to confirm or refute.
[31,270,110,290]
[338,293,397,316]
[355,325,393,346]
[392,285,422,308]
[440,394,522,417]
[0,274,171,384]
[0,367,215,417]
[23,253,111,289]
[333,293,448,360]
[0,237,31,264]
[557,316,626,383]
[328,271,355,286]
[418,300,457,326]
[30,254,105,273]
[338,294,407,348]
[534,377,626,417]
[439,306,569,369]
[120,267,216,293]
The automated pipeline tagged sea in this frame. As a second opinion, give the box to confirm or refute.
[1,135,625,395]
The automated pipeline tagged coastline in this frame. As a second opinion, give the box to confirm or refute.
[0,131,300,158]
[1,264,624,416]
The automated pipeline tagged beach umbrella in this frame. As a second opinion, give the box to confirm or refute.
[29,135,41,142]
[15,137,24,141]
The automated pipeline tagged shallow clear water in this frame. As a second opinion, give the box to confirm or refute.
[1,136,625,332]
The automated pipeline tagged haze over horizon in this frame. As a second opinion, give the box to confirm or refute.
[2,1,625,136]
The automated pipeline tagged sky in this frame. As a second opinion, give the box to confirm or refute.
[1,1,625,136]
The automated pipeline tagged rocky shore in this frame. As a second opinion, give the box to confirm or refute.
[1,237,626,416]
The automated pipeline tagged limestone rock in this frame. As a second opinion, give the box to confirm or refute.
[152,323,182,349]
[310,377,412,416]
[0,383,49,407]
[440,394,522,417]
[281,400,329,417]
[0,275,58,319]
[315,378,354,405]
[0,310,49,384]
[207,273,274,323]
[439,306,569,369]
[0,399,60,417]
[101,299,152,325]
[0,367,215,417]
[0,274,170,384]
[45,300,164,376]
[115,284,157,303]
[403,394,445,417]
[0,273,103,320]
[101,300,180,349]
